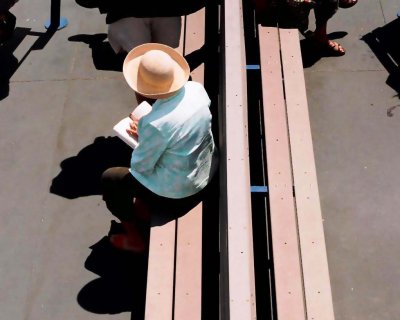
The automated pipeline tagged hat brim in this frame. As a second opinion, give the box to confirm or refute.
[123,43,190,99]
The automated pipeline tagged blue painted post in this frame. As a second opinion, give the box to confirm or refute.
[44,0,68,30]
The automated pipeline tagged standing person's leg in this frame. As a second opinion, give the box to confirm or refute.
[312,0,345,55]
[150,17,182,49]
[108,17,152,54]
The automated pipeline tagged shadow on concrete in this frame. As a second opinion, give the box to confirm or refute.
[362,18,400,116]
[77,221,148,317]
[300,31,348,68]
[50,136,132,199]
[68,33,125,71]
[0,27,55,101]
[0,26,57,101]
[0,0,64,100]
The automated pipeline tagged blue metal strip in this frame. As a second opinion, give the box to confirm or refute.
[250,186,268,193]
[246,65,260,70]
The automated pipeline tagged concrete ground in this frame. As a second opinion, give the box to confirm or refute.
[305,1,400,319]
[0,0,399,319]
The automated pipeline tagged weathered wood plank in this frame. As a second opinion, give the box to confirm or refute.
[221,0,256,319]
[280,28,335,320]
[174,203,203,320]
[144,17,186,320]
[258,25,306,320]
[174,9,206,319]
[145,220,176,320]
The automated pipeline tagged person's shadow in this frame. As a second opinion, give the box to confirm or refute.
[362,18,400,116]
[77,221,148,317]
[68,33,125,71]
[1,26,57,101]
[1,27,29,100]
[50,136,132,199]
[50,137,148,317]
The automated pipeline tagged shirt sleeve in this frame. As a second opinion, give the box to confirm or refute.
[130,123,168,174]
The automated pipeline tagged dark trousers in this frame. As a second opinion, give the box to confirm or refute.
[101,167,205,222]
[257,0,338,33]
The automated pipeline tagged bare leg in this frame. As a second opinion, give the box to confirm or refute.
[310,1,345,56]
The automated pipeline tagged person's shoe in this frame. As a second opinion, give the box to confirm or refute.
[109,234,147,253]
[339,0,358,9]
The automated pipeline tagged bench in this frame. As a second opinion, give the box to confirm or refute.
[258,26,335,319]
[144,8,207,320]
[218,2,336,318]
[219,0,257,319]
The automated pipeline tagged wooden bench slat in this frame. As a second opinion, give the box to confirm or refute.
[279,28,335,320]
[174,203,203,320]
[145,220,177,320]
[258,25,306,320]
[145,17,185,320]
[145,9,207,320]
[172,10,206,320]
[183,8,206,83]
[221,1,257,319]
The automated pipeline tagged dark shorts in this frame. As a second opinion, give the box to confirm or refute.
[101,167,208,222]
[260,0,338,32]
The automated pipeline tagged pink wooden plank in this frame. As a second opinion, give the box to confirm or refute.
[174,203,203,320]
[144,18,186,320]
[279,28,335,320]
[183,8,205,83]
[258,25,306,320]
[173,10,205,319]
[222,0,257,319]
[144,221,176,320]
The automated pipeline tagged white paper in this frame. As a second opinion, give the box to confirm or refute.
[113,101,152,149]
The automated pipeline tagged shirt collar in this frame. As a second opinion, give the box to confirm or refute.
[153,85,186,109]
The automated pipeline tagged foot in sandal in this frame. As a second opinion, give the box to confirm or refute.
[311,37,346,56]
[319,39,346,56]
[110,233,147,253]
[109,220,148,253]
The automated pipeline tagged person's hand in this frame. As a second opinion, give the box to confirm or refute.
[126,113,139,138]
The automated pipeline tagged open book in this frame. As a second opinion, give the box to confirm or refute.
[113,101,152,148]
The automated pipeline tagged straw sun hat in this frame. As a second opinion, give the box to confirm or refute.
[123,43,190,99]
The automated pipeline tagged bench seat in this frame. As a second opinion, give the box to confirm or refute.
[258,25,335,320]
[144,8,206,320]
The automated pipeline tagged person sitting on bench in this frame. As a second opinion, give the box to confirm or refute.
[101,43,218,253]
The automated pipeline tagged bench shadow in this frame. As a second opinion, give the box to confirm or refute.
[50,136,132,199]
[361,18,400,116]
[0,27,56,101]
[77,221,148,317]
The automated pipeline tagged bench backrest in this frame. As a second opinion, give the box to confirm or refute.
[219,0,257,319]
